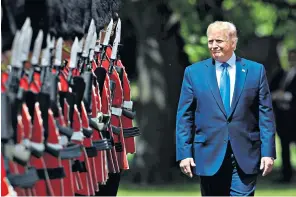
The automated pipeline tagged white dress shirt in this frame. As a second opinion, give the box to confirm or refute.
[215,53,236,106]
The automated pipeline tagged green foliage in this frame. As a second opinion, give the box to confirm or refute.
[130,82,139,100]
[168,0,208,62]
[168,0,296,64]
[249,1,277,36]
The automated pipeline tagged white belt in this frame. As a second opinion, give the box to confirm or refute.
[71,131,85,141]
[22,139,31,148]
[23,139,45,152]
[122,101,133,110]
[4,144,15,160]
[30,141,45,152]
[111,107,122,116]
[59,135,69,146]
[97,112,103,122]
[46,142,63,150]
[98,122,105,130]
[95,45,101,52]
[13,144,31,160]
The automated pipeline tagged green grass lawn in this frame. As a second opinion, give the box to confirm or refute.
[118,184,296,196]
[118,172,296,196]
[118,135,296,196]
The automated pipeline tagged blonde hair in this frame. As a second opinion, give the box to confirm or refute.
[207,21,238,43]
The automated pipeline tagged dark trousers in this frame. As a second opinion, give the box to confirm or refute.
[200,144,257,196]
[280,137,293,180]
[95,173,121,196]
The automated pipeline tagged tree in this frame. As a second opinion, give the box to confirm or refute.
[119,0,296,184]
[171,0,296,74]
[120,0,189,184]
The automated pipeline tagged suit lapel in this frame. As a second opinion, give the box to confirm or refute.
[205,59,227,117]
[228,57,248,119]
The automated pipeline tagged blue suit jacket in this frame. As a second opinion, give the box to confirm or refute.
[176,57,276,176]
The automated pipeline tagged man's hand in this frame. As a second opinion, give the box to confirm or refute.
[260,157,274,176]
[179,158,196,178]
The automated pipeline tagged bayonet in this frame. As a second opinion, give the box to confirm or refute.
[41,34,51,67]
[39,34,52,91]
[69,37,79,69]
[76,37,85,72]
[40,46,50,67]
[111,18,121,60]
[20,18,31,34]
[90,32,97,50]
[21,26,33,62]
[82,19,95,58]
[13,18,30,68]
[27,30,43,83]
[54,37,63,67]
[50,36,56,50]
[89,19,97,62]
[31,30,44,66]
[89,32,97,61]
[16,18,31,66]
[99,19,114,63]
[108,19,121,74]
[103,19,113,46]
[10,31,20,67]
[94,31,102,52]
[15,28,26,68]
[49,36,56,64]
[78,37,84,54]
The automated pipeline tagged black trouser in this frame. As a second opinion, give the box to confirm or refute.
[95,173,121,196]
[280,137,293,180]
[276,112,296,181]
[200,143,257,196]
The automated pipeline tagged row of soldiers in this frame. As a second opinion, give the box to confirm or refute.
[1,0,140,196]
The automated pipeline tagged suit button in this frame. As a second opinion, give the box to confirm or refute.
[227,121,230,124]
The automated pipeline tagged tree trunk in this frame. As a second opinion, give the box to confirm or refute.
[120,0,189,184]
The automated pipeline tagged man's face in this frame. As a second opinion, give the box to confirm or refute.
[207,29,236,62]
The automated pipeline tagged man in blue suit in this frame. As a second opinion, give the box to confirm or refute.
[176,21,276,196]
